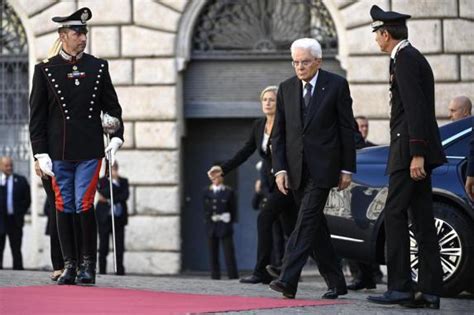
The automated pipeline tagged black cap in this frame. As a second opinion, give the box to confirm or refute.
[370,5,411,32]
[52,7,92,33]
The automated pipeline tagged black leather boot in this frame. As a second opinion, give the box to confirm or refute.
[57,260,77,285]
[77,256,96,285]
[76,209,97,285]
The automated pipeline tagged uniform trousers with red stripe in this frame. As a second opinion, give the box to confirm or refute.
[52,159,102,266]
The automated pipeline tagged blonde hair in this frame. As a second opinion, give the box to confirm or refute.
[47,38,62,58]
[260,85,278,101]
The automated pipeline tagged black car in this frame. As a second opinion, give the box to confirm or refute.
[325,116,473,296]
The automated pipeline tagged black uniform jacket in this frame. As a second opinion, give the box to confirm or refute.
[202,186,236,238]
[272,70,356,190]
[220,117,276,194]
[96,176,129,226]
[387,44,446,174]
[29,53,124,161]
[0,174,31,233]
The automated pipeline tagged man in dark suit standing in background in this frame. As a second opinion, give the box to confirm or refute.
[367,6,446,309]
[0,156,31,270]
[269,38,356,299]
[96,161,129,275]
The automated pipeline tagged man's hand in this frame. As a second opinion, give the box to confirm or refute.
[207,165,223,180]
[255,179,261,193]
[465,176,474,201]
[105,137,123,166]
[34,153,54,177]
[338,173,352,191]
[276,172,289,195]
[410,156,426,181]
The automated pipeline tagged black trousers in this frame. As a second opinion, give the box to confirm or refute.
[98,218,125,274]
[279,176,346,292]
[253,190,296,278]
[208,235,238,279]
[385,170,442,295]
[0,215,23,270]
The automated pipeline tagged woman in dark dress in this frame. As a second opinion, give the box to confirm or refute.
[207,86,297,284]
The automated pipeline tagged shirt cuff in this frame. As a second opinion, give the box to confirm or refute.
[341,170,352,175]
[274,170,287,177]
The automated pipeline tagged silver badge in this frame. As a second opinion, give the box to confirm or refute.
[81,10,89,24]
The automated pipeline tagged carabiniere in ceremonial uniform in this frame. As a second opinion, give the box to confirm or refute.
[367,5,446,309]
[29,19,122,161]
[29,7,124,286]
[202,184,239,280]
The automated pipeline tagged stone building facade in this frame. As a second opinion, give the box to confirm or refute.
[2,0,473,274]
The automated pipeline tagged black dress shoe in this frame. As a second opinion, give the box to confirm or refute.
[367,290,413,305]
[322,287,348,299]
[239,275,271,284]
[269,280,296,299]
[265,265,281,278]
[347,279,376,291]
[76,258,96,285]
[57,262,77,285]
[402,292,440,309]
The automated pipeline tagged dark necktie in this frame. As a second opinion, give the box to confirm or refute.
[304,82,312,107]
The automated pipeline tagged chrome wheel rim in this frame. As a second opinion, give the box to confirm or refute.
[410,218,462,282]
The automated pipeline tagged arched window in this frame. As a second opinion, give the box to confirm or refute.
[192,0,338,58]
[0,1,30,176]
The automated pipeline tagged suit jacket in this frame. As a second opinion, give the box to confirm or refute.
[468,122,474,177]
[387,44,446,174]
[29,53,124,161]
[221,117,276,193]
[96,176,129,226]
[0,174,31,231]
[203,186,236,238]
[272,70,356,190]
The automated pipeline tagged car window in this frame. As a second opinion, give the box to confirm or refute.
[444,134,470,157]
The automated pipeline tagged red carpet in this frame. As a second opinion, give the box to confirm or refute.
[0,285,347,314]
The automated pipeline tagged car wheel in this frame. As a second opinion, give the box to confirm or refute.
[409,202,474,297]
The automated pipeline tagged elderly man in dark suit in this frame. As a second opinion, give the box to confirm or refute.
[0,157,31,270]
[367,6,446,309]
[269,37,356,299]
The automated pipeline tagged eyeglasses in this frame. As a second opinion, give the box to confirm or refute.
[291,59,316,68]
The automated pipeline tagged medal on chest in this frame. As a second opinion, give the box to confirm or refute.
[67,65,86,86]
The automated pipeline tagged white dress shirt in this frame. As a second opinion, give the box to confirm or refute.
[1,173,14,215]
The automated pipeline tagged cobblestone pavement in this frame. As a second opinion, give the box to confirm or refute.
[1,270,473,314]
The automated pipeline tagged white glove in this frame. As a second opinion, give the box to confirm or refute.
[34,153,55,177]
[221,212,231,223]
[211,214,220,222]
[105,137,123,165]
